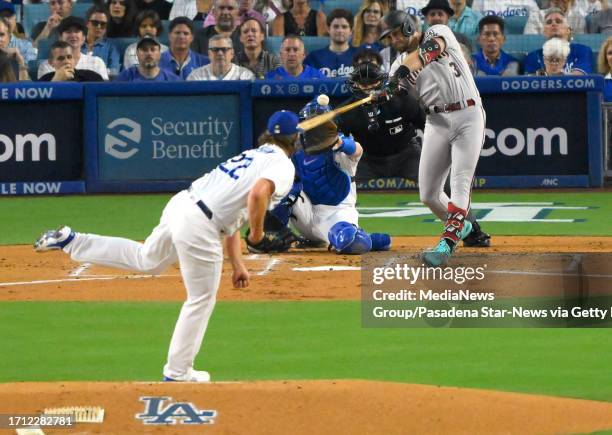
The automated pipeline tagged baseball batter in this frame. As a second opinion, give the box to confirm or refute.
[384,23,485,266]
[34,110,300,382]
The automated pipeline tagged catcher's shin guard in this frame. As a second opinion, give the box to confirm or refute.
[370,233,391,251]
[328,221,372,254]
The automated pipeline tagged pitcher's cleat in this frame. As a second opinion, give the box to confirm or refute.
[34,226,75,252]
[163,368,211,382]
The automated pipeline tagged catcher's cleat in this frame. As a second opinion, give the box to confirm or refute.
[34,225,75,252]
[163,368,211,382]
[295,238,328,249]
[421,221,472,267]
[463,223,491,248]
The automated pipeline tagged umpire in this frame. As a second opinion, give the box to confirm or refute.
[339,51,492,247]
[337,49,424,182]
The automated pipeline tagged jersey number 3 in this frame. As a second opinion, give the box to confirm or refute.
[219,153,254,180]
[449,61,461,78]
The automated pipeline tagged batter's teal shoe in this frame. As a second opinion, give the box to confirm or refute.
[34,226,75,252]
[422,222,473,267]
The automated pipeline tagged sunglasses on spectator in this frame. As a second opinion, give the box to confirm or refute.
[89,19,107,27]
[545,18,563,25]
[209,46,232,52]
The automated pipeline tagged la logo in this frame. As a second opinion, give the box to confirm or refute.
[136,396,216,425]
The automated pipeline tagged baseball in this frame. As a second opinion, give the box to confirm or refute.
[317,94,330,106]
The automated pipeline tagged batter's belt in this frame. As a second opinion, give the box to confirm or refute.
[425,98,476,115]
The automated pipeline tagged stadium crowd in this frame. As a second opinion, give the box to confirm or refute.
[0,0,610,87]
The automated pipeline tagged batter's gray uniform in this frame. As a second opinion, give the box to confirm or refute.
[414,24,486,222]
[62,144,295,380]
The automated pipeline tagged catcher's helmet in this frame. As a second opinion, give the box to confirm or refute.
[379,10,418,40]
[347,61,387,97]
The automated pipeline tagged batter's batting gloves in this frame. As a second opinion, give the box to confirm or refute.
[334,134,357,155]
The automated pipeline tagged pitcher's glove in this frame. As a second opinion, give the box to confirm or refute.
[245,227,299,253]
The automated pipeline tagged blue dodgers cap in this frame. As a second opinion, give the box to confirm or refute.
[267,110,299,135]
[0,2,15,15]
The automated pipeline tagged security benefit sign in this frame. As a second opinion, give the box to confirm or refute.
[478,93,588,175]
[97,95,241,180]
[0,101,82,181]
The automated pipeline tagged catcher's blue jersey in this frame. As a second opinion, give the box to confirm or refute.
[293,150,351,206]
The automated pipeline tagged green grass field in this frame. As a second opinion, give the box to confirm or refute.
[1,191,611,403]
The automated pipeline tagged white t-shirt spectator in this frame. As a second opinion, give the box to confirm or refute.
[187,63,255,80]
[37,53,109,80]
[524,5,588,34]
[471,0,538,18]
[395,0,428,19]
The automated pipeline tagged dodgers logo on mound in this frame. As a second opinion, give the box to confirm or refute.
[104,118,141,160]
[136,396,216,425]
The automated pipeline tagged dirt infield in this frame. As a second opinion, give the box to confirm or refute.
[2,381,612,435]
[1,236,611,434]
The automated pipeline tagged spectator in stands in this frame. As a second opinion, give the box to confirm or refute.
[160,17,209,78]
[421,0,453,31]
[525,0,588,34]
[471,0,538,20]
[187,34,254,79]
[203,0,266,28]
[116,35,181,80]
[265,34,325,78]
[124,10,169,69]
[304,9,357,77]
[253,0,287,30]
[236,17,280,79]
[84,6,120,77]
[0,4,37,64]
[38,17,109,79]
[588,2,612,34]
[597,35,612,77]
[106,0,137,37]
[533,37,570,74]
[352,0,387,51]
[0,52,17,82]
[170,0,213,21]
[136,0,172,20]
[395,0,427,20]
[449,0,481,37]
[32,0,73,47]
[192,0,242,54]
[39,40,104,81]
[271,0,327,37]
[0,19,30,80]
[378,10,421,72]
[523,8,593,74]
[472,15,519,75]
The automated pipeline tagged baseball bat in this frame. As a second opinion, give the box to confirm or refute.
[297,95,373,131]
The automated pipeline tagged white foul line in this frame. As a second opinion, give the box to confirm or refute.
[293,266,361,272]
[256,258,281,276]
[69,262,91,277]
[0,274,176,287]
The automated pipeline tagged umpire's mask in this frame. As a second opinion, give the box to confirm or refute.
[347,61,387,98]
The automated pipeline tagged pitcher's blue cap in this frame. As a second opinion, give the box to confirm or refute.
[267,110,299,135]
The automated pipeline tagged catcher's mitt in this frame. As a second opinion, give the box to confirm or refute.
[245,227,299,253]
[300,120,340,155]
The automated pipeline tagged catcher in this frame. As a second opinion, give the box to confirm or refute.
[249,96,391,255]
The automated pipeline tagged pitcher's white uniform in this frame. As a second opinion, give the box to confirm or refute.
[62,144,294,379]
[415,24,486,222]
[290,151,360,242]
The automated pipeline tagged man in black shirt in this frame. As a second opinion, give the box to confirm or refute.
[39,40,104,81]
[339,50,491,247]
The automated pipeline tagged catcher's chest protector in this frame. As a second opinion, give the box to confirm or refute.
[294,151,351,206]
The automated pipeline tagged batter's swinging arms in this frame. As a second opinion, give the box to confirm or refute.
[378,21,486,266]
[34,110,300,382]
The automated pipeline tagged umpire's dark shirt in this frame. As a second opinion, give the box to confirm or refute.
[336,90,426,158]
[39,69,105,82]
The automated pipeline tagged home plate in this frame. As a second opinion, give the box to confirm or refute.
[292,266,361,272]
